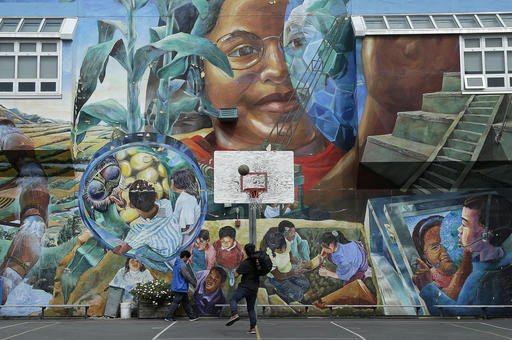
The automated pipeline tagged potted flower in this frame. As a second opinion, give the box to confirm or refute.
[130,279,172,318]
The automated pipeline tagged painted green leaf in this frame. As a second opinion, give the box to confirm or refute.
[117,0,131,11]
[165,96,200,134]
[152,32,233,77]
[172,0,195,11]
[305,0,330,12]
[153,0,168,18]
[78,39,126,108]
[190,0,223,36]
[149,26,167,43]
[132,45,168,82]
[75,99,128,144]
[98,20,128,42]
[133,33,232,82]
[109,40,129,72]
[192,0,212,17]
[199,97,219,116]
[157,57,189,79]
[97,22,129,82]
[133,0,151,10]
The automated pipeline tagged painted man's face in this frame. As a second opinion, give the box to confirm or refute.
[422,225,456,275]
[204,269,222,294]
[204,0,317,150]
[458,207,485,252]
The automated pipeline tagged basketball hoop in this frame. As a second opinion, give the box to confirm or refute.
[244,188,265,214]
[240,170,267,213]
[237,164,268,244]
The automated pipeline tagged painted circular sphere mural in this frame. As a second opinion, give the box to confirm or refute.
[78,133,207,272]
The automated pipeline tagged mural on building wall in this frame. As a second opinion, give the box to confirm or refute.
[1,0,512,318]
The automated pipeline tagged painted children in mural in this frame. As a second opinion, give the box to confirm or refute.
[179,0,346,196]
[192,266,227,316]
[170,169,201,246]
[213,226,244,287]
[264,204,292,219]
[109,258,153,305]
[113,180,181,271]
[264,231,310,303]
[190,230,216,273]
[318,231,369,283]
[412,215,472,300]
[413,194,512,316]
[277,220,310,264]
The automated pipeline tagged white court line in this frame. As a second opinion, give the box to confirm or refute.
[0,322,58,340]
[330,321,366,340]
[448,323,512,340]
[0,322,29,330]
[480,322,512,331]
[152,321,176,340]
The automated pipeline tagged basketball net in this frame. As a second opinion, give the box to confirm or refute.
[246,188,265,214]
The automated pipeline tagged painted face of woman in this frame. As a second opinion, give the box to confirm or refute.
[204,0,318,150]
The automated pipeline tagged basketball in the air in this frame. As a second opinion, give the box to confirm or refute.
[238,164,250,176]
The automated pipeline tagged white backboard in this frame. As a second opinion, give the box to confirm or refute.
[214,151,294,204]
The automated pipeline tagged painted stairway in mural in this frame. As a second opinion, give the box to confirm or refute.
[362,72,511,192]
[403,93,504,194]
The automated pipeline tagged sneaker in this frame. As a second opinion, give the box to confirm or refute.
[164,318,176,322]
[247,329,256,335]
[225,314,240,326]
[189,317,199,322]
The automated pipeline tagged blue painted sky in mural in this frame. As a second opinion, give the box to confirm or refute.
[0,0,159,121]
[349,0,512,15]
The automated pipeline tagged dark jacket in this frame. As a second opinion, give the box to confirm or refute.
[236,257,260,291]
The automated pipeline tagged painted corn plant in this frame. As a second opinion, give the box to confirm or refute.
[72,0,233,146]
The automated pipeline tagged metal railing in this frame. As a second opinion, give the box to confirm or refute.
[434,304,512,319]
[0,304,90,319]
[216,303,423,317]
[495,94,512,144]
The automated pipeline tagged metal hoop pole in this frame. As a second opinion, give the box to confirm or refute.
[246,190,263,245]
[249,202,257,245]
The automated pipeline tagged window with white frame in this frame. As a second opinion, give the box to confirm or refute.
[460,35,512,92]
[0,40,61,95]
[0,17,77,98]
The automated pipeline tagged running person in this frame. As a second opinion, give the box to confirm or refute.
[226,244,260,334]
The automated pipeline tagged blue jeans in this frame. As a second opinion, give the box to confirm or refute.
[230,286,257,329]
[268,276,310,303]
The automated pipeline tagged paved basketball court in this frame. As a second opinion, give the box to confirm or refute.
[1,318,511,340]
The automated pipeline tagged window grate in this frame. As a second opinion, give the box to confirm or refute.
[460,35,512,93]
[0,18,61,33]
[0,40,61,96]
[353,13,512,36]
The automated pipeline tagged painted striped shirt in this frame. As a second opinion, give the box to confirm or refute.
[125,199,182,258]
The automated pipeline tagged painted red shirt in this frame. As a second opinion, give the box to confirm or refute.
[213,239,243,270]
[181,133,344,193]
